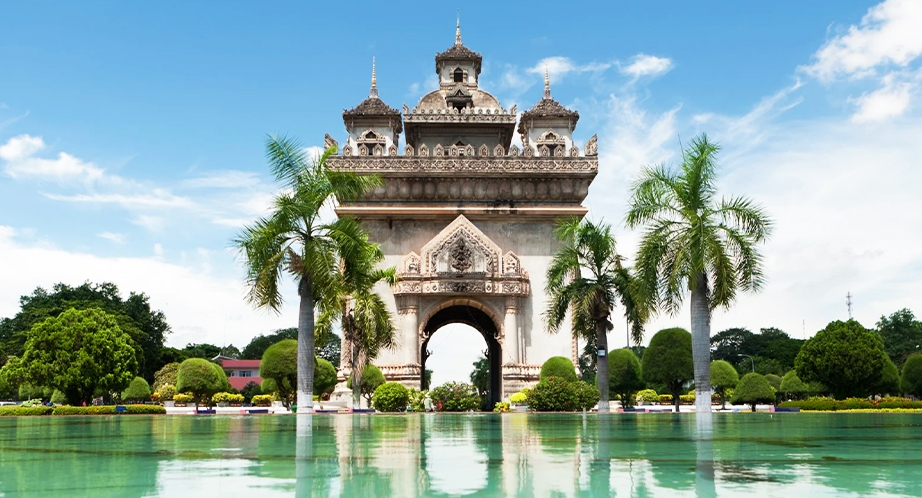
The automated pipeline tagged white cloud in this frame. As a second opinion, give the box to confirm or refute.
[97,232,125,244]
[527,56,611,81]
[0,228,298,349]
[153,243,164,258]
[1,134,105,184]
[850,77,913,122]
[44,191,195,209]
[620,54,673,79]
[181,170,260,189]
[303,146,324,162]
[132,215,166,232]
[804,0,922,81]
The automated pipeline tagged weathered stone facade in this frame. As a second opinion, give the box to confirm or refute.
[329,22,597,402]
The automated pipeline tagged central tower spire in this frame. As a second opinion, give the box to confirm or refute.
[369,57,378,98]
[455,12,462,45]
[544,63,552,100]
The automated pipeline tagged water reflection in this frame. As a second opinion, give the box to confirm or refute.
[2,413,922,497]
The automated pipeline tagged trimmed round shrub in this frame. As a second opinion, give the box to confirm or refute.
[608,349,644,409]
[528,377,579,411]
[172,393,193,404]
[574,381,600,410]
[177,358,229,403]
[902,354,922,397]
[251,394,273,406]
[539,356,578,382]
[260,339,297,404]
[429,381,480,412]
[509,391,528,404]
[636,389,659,403]
[710,360,739,409]
[122,377,152,403]
[730,373,775,412]
[642,328,693,412]
[372,382,410,412]
[765,374,782,391]
[314,357,338,396]
[795,319,886,399]
[877,357,900,395]
[347,364,386,404]
[779,371,807,399]
[156,384,176,401]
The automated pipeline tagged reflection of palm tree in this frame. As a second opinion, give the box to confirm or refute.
[235,137,381,412]
[626,134,772,414]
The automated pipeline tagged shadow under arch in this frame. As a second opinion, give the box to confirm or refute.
[420,301,502,407]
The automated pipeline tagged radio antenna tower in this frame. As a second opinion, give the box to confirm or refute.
[846,292,853,319]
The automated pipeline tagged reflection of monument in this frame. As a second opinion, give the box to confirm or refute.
[328,20,597,403]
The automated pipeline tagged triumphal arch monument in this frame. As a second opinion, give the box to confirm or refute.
[327,24,598,405]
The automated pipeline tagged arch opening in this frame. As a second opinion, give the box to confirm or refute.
[421,305,502,408]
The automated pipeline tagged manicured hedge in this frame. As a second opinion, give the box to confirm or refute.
[778,397,922,411]
[53,405,166,415]
[0,406,53,417]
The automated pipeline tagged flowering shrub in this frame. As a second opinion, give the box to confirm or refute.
[372,382,410,412]
[251,394,273,406]
[636,389,659,403]
[509,391,528,404]
[172,393,193,404]
[493,401,510,412]
[528,377,598,411]
[407,389,428,412]
[156,384,176,401]
[429,382,480,412]
[212,392,231,403]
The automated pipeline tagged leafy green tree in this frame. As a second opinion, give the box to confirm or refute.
[470,356,491,411]
[158,347,187,366]
[235,138,381,413]
[18,383,44,401]
[642,328,693,412]
[540,356,579,382]
[731,373,775,412]
[795,320,886,399]
[877,357,901,395]
[545,218,647,413]
[710,328,755,364]
[240,328,298,360]
[627,134,773,414]
[608,349,644,409]
[779,371,807,400]
[176,358,229,404]
[122,377,152,403]
[877,309,922,366]
[0,282,169,382]
[182,343,222,360]
[315,331,341,369]
[900,354,922,397]
[710,360,739,409]
[239,381,262,403]
[19,308,138,405]
[347,364,385,405]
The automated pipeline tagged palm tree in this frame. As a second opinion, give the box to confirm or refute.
[625,134,773,414]
[317,246,397,409]
[545,218,645,413]
[235,136,381,413]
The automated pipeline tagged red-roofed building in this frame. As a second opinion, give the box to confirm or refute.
[221,359,262,391]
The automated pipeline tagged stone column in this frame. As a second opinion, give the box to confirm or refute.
[503,297,519,364]
[401,300,419,365]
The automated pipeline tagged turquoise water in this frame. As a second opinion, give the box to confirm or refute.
[1,413,921,497]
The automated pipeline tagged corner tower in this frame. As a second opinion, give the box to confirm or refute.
[327,23,599,404]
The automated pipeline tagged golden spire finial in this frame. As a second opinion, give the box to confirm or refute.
[543,62,552,100]
[455,11,462,45]
[369,57,378,98]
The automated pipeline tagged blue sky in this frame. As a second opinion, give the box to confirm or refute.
[2,1,921,384]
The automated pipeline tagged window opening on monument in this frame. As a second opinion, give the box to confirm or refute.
[453,67,464,83]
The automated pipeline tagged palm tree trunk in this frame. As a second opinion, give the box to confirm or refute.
[691,272,712,414]
[596,320,610,413]
[351,350,365,410]
[297,277,315,414]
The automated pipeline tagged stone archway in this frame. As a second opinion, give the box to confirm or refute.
[420,304,502,407]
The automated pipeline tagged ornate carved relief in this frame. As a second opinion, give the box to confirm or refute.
[358,144,368,156]
[502,251,523,275]
[449,238,474,272]
[329,156,597,174]
[388,144,398,156]
[342,144,353,156]
[405,144,415,156]
[403,252,421,274]
[418,144,429,156]
[538,145,549,157]
[324,133,338,151]
[465,144,475,156]
[449,144,459,157]
[585,134,598,156]
[373,144,384,156]
[554,146,565,157]
[524,146,535,157]
[493,144,505,157]
[509,145,520,157]
[434,144,444,157]
[569,146,580,157]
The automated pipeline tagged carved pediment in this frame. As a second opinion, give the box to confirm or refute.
[421,215,501,275]
[393,215,530,297]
